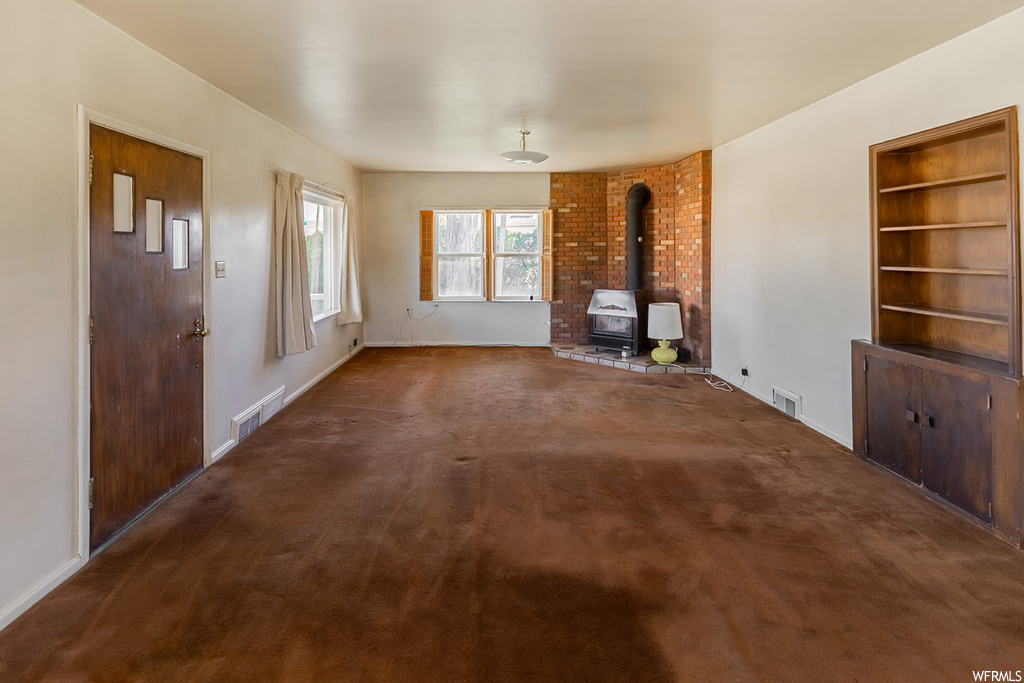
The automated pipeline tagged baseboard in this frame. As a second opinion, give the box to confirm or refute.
[364,341,550,348]
[799,415,853,450]
[211,439,236,463]
[0,556,83,632]
[732,384,853,450]
[212,346,364,463]
[284,343,365,406]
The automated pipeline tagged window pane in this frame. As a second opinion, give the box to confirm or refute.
[113,173,133,233]
[437,212,483,254]
[494,212,539,253]
[437,256,483,297]
[145,199,163,253]
[171,219,188,269]
[304,201,328,317]
[494,256,540,298]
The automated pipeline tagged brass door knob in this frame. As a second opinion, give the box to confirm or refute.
[193,318,210,339]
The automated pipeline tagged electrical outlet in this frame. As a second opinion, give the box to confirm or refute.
[741,367,749,377]
[353,338,358,347]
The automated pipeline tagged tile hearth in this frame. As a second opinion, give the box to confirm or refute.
[551,343,709,375]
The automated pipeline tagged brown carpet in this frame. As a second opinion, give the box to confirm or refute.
[2,347,1023,681]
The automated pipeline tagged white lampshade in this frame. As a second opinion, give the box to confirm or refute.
[648,302,683,340]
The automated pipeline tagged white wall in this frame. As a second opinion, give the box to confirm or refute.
[363,173,551,346]
[0,0,362,628]
[711,8,1024,447]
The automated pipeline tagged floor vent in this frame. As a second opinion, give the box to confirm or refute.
[771,385,802,419]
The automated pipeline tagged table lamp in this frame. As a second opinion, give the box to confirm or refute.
[648,302,684,365]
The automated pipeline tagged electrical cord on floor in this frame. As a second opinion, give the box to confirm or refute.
[394,306,439,346]
[668,364,746,392]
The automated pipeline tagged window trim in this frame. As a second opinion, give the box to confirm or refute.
[303,186,343,322]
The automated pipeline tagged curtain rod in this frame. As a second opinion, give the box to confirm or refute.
[269,168,345,201]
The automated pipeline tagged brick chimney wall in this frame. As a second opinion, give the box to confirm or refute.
[550,151,713,365]
[676,151,713,365]
[549,173,607,345]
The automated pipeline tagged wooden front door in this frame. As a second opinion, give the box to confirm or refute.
[89,125,204,551]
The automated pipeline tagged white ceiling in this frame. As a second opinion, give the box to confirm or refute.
[76,0,1024,173]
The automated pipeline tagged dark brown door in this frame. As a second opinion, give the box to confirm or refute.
[89,125,204,551]
[865,355,921,482]
[920,370,992,522]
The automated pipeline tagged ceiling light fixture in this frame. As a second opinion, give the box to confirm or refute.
[499,129,548,165]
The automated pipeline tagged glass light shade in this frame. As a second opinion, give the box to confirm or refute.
[648,302,683,339]
[498,150,549,165]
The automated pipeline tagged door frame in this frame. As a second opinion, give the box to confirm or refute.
[75,105,213,562]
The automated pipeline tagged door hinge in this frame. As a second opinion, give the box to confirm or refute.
[864,438,869,454]
[863,358,868,372]
[987,395,992,410]
[89,314,95,345]
[88,149,94,186]
[88,478,95,509]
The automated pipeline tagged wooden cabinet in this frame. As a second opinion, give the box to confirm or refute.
[854,107,1022,545]
[863,353,921,481]
[918,367,992,520]
[860,346,992,521]
[853,342,1014,534]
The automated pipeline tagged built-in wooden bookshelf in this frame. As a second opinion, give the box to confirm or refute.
[870,107,1020,376]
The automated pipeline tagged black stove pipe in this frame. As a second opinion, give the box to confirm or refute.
[625,182,652,291]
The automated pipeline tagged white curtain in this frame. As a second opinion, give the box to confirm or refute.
[275,172,317,356]
[337,197,363,325]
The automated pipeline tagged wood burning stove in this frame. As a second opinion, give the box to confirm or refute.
[587,289,646,355]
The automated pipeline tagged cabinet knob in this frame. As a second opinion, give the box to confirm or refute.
[905,410,917,423]
[922,415,935,428]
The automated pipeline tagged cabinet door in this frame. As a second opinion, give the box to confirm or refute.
[920,370,992,522]
[865,355,921,481]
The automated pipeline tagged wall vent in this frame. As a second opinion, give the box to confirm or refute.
[230,386,286,445]
[771,384,802,419]
[231,407,261,443]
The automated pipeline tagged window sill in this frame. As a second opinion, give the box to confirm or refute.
[313,309,341,326]
[433,300,550,305]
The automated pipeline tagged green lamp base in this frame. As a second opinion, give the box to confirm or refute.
[651,339,677,365]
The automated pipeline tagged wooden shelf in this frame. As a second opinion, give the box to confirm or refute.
[870,342,1011,376]
[880,303,1009,326]
[878,171,1006,194]
[879,221,1006,233]
[879,266,1007,276]
[871,107,1019,372]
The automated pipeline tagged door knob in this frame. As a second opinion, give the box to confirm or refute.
[193,318,209,340]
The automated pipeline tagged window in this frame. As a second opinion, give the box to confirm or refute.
[303,190,341,320]
[493,211,541,300]
[423,209,552,302]
[435,211,484,299]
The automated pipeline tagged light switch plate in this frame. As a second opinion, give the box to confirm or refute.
[215,260,226,278]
